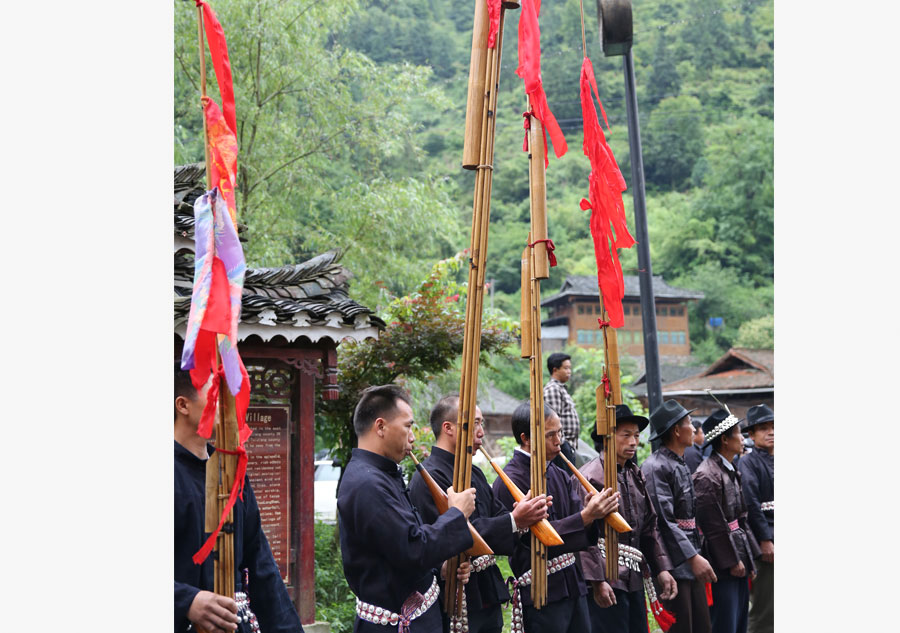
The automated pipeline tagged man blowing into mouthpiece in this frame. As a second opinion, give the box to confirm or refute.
[408,394,551,633]
[337,384,477,633]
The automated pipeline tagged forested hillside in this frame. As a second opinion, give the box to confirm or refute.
[174,0,774,363]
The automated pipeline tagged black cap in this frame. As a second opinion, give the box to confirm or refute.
[745,404,774,430]
[647,400,696,442]
[701,408,741,448]
[590,403,650,443]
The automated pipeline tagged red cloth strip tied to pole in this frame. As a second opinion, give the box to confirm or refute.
[196,0,237,136]
[528,238,557,266]
[192,441,249,565]
[204,97,238,226]
[578,57,634,328]
[486,0,502,48]
[516,0,567,167]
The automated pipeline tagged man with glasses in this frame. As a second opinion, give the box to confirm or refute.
[408,394,550,633]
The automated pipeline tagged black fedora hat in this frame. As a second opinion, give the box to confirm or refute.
[745,404,774,430]
[591,404,650,443]
[701,408,741,448]
[647,400,696,442]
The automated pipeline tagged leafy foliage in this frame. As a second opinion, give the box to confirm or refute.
[317,253,518,467]
[314,521,355,633]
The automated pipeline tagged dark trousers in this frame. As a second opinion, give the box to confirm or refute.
[662,579,711,633]
[587,586,648,633]
[523,594,590,633]
[441,603,503,633]
[710,574,749,633]
[747,560,773,633]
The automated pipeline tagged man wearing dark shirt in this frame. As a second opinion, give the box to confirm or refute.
[338,385,476,633]
[737,405,774,633]
[579,404,677,633]
[491,401,619,633]
[694,409,760,633]
[641,400,717,633]
[174,366,303,633]
[408,394,550,633]
[683,418,708,474]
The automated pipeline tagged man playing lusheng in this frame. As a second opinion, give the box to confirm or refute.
[693,409,760,633]
[408,394,551,633]
[338,385,476,633]
[641,400,717,633]
[737,405,774,633]
[491,401,620,633]
[174,366,303,633]
[579,404,678,633]
[543,353,580,466]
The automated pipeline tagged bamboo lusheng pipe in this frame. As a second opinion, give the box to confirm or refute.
[526,96,550,280]
[520,246,532,358]
[447,7,512,615]
[478,446,564,547]
[462,0,489,169]
[555,450,632,533]
[407,453,494,557]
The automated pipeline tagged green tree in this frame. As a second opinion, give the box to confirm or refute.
[174,0,460,307]
[735,314,774,349]
[646,34,681,107]
[318,253,518,467]
[642,96,705,191]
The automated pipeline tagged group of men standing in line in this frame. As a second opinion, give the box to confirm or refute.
[336,352,774,633]
[173,356,773,633]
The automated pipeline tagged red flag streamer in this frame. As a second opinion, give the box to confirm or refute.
[192,443,249,565]
[203,98,239,225]
[486,0,502,48]
[578,57,635,327]
[196,0,237,136]
[516,0,567,167]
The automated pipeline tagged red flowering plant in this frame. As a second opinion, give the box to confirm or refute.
[318,252,518,471]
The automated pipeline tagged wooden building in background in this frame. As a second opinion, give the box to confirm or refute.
[541,275,704,358]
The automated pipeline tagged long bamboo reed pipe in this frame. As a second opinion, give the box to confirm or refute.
[555,451,632,533]
[478,447,563,546]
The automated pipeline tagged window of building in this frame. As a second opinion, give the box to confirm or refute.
[595,330,605,345]
[661,306,668,316]
[577,329,593,344]
[619,331,631,345]
[659,331,669,344]
[676,306,684,316]
[624,304,630,316]
[673,331,686,345]
[578,305,585,315]
[634,306,640,317]
[635,330,643,344]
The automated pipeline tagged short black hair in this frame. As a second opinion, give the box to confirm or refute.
[547,353,571,374]
[352,384,412,436]
[511,401,558,445]
[175,364,198,421]
[429,393,459,438]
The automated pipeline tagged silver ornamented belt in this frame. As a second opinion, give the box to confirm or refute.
[760,501,774,512]
[186,592,259,633]
[508,554,577,633]
[356,576,439,631]
[598,538,644,572]
[448,555,498,632]
[471,554,497,573]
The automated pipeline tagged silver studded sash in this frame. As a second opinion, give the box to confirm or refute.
[508,553,577,633]
[355,576,439,632]
[760,501,774,512]
[447,555,499,632]
[186,592,259,633]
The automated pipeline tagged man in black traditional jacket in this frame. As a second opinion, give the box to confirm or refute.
[578,404,677,633]
[491,401,620,633]
[338,384,477,633]
[737,405,774,633]
[641,400,717,633]
[174,367,303,633]
[693,408,760,633]
[408,394,551,633]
